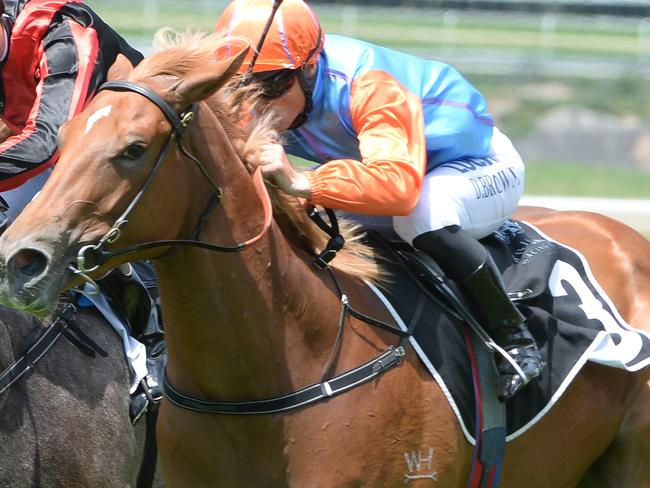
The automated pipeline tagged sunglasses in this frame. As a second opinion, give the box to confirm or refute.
[251,69,298,99]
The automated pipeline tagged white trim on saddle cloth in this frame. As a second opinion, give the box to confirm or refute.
[365,221,650,444]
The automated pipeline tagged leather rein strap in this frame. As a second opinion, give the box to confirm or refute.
[164,265,413,415]
[0,303,94,395]
[164,346,405,414]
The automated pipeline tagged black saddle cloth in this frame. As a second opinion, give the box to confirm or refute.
[363,219,650,441]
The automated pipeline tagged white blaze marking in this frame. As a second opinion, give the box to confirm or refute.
[85,105,112,134]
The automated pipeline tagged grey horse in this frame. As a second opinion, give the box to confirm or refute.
[0,302,161,487]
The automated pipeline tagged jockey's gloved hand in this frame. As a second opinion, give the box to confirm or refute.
[259,143,311,198]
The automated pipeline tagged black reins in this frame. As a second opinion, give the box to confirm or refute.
[70,80,273,293]
[0,303,106,396]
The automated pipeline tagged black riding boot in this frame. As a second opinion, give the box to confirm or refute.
[413,226,544,402]
[461,256,544,401]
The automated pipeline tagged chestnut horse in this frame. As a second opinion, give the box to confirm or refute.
[0,33,648,487]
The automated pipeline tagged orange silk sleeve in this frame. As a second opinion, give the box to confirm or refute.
[306,70,426,216]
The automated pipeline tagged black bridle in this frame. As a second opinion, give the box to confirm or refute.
[69,80,273,293]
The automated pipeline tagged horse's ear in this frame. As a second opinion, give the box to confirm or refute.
[107,54,136,81]
[172,47,249,106]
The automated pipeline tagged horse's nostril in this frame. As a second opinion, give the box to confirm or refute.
[12,249,49,279]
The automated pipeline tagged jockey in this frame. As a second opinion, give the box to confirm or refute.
[0,0,164,420]
[216,0,544,401]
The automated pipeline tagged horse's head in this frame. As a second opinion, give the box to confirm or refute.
[0,34,249,316]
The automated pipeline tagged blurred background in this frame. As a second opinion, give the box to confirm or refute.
[87,0,650,233]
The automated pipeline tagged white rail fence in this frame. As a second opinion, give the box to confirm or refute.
[521,196,650,233]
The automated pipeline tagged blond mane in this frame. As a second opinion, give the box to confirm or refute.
[136,29,385,283]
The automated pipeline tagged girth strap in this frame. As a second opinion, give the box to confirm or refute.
[163,346,405,414]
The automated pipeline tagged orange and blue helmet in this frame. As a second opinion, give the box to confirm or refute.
[216,0,324,74]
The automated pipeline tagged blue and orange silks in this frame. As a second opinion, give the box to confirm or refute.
[284,34,495,216]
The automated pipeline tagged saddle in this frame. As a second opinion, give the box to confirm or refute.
[360,219,650,440]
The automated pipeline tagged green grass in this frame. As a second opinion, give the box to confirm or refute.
[524,161,650,197]
[88,1,650,58]
[465,75,650,144]
[324,23,650,58]
[87,3,218,37]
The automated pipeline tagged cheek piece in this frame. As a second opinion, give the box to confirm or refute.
[285,19,323,130]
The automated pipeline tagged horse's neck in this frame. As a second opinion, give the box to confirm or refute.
[156,235,340,396]
[156,107,345,399]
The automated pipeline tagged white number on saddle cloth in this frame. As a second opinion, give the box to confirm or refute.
[549,260,643,367]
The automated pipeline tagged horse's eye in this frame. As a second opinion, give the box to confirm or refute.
[122,143,147,160]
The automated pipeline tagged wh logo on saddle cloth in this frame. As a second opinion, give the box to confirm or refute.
[367,220,650,442]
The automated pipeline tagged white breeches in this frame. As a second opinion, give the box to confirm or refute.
[344,127,524,243]
[394,127,524,243]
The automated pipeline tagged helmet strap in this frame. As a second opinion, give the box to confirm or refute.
[244,0,322,129]
[287,67,314,130]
